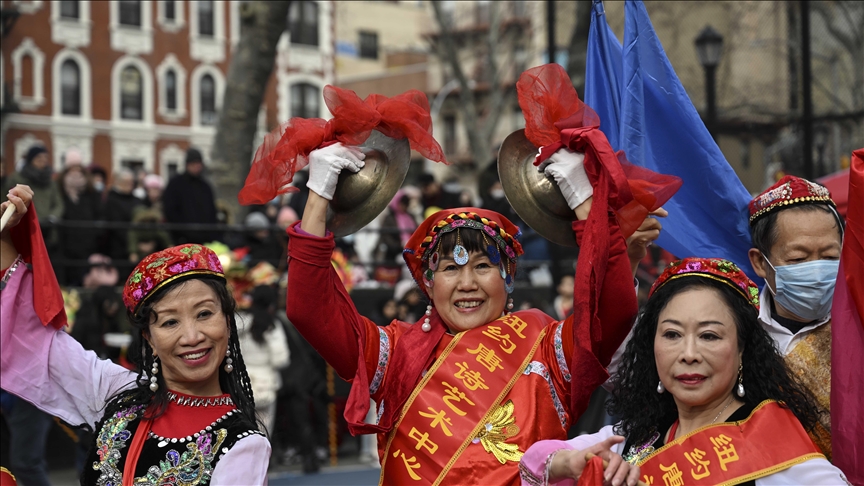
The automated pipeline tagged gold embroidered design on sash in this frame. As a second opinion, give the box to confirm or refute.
[378,313,546,485]
[474,400,523,464]
[784,321,831,459]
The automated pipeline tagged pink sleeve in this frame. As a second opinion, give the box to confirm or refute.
[0,261,137,428]
[520,440,577,486]
[520,425,622,486]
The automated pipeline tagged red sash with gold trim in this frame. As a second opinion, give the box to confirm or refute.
[379,313,546,485]
[638,401,824,486]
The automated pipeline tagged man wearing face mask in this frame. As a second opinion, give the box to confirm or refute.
[747,175,843,459]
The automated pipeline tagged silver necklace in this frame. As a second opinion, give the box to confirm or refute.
[711,396,735,424]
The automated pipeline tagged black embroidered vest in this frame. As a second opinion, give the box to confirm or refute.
[81,400,261,485]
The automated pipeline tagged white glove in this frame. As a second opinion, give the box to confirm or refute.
[306,143,366,200]
[541,147,592,210]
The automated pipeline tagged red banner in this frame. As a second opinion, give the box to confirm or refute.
[638,401,823,486]
[379,314,546,485]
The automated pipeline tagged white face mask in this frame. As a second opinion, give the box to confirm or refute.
[490,188,505,200]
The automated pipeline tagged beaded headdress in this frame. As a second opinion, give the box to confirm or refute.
[403,208,523,299]
[649,257,760,309]
[123,244,226,316]
[748,175,835,225]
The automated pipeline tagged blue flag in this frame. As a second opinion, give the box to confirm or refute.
[585,0,759,283]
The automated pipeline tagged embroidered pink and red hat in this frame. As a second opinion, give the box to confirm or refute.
[649,257,759,309]
[748,175,835,225]
[123,244,225,315]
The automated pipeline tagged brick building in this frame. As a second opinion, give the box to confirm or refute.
[0,0,334,179]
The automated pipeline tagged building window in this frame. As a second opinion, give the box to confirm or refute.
[60,59,81,115]
[60,0,79,19]
[443,114,456,155]
[120,66,143,120]
[200,74,217,125]
[165,69,177,111]
[198,0,214,37]
[164,0,175,21]
[119,0,142,27]
[359,31,378,60]
[287,1,318,47]
[290,83,319,119]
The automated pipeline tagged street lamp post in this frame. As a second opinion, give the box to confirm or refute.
[695,26,724,139]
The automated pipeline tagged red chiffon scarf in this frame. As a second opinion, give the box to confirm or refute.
[239,86,447,205]
[515,64,681,415]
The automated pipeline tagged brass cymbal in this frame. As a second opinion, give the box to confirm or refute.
[327,130,411,237]
[498,130,578,247]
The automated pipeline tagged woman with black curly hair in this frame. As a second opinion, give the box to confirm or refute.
[1,185,269,485]
[519,257,848,486]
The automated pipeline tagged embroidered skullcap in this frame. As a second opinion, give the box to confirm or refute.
[123,244,225,315]
[402,207,523,299]
[649,257,759,309]
[748,175,835,225]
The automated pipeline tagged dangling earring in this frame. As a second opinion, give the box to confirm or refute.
[224,349,234,373]
[657,380,665,394]
[149,357,160,392]
[506,297,514,313]
[736,363,745,397]
[422,304,432,332]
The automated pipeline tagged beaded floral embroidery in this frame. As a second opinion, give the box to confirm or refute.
[748,175,835,224]
[650,257,760,309]
[623,431,660,465]
[93,405,145,486]
[133,429,228,486]
[123,244,224,314]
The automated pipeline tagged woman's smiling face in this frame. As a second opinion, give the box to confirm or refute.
[145,279,229,397]
[431,251,507,333]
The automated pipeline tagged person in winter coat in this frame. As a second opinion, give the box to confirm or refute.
[104,168,143,267]
[57,155,104,285]
[162,148,220,244]
[236,285,290,433]
[3,145,64,251]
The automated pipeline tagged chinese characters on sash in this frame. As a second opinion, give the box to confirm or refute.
[642,433,742,485]
[637,401,823,486]
[394,315,531,480]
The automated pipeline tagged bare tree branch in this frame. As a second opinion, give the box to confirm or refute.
[480,3,506,149]
[811,1,856,54]
[431,2,488,167]
[835,1,864,47]
[210,1,291,219]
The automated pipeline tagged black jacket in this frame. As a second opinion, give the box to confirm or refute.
[162,173,220,243]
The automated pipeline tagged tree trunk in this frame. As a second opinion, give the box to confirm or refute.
[210,1,291,221]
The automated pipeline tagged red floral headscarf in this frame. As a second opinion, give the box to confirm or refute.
[402,207,523,300]
[650,257,760,309]
[123,244,225,316]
